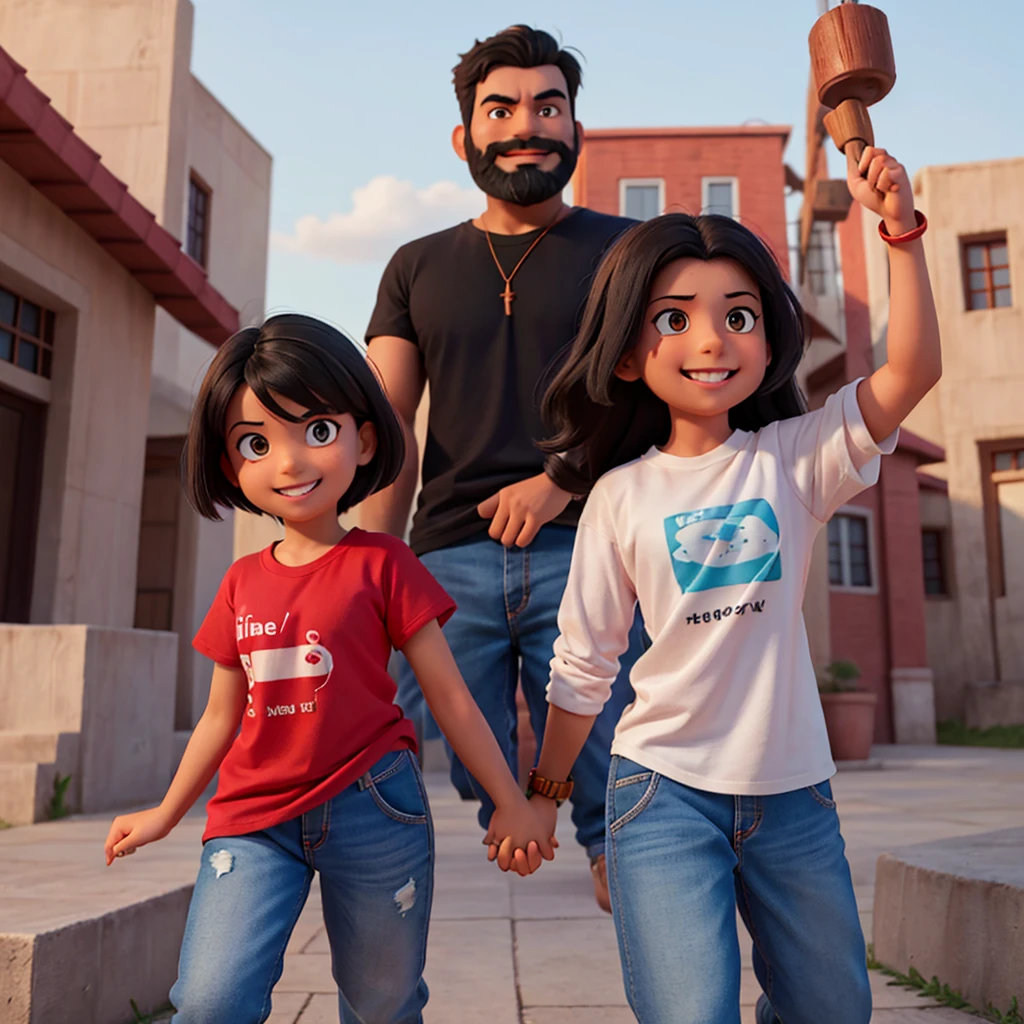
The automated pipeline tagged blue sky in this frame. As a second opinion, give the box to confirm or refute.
[190,0,1023,339]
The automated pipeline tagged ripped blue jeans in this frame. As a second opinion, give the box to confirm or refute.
[170,750,433,1024]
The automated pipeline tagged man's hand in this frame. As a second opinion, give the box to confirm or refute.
[477,472,572,547]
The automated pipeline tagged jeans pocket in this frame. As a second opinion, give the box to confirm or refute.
[609,764,660,834]
[807,781,837,809]
[365,750,429,824]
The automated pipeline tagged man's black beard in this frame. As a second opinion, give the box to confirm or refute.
[465,133,578,207]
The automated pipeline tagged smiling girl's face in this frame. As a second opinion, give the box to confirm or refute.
[616,257,772,423]
[222,384,376,526]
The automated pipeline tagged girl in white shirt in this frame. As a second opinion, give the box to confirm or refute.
[500,147,940,1023]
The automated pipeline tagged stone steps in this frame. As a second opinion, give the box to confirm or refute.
[0,731,81,825]
[873,827,1024,1013]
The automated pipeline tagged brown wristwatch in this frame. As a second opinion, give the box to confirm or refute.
[526,768,574,806]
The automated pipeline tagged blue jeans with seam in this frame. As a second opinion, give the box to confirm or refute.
[169,749,433,1024]
[396,524,643,858]
[606,755,872,1024]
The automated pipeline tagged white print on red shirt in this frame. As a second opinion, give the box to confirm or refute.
[238,623,334,719]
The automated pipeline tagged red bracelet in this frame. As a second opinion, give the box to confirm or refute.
[879,210,927,244]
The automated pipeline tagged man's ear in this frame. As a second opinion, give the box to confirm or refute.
[575,120,585,153]
[220,452,239,486]
[357,421,378,466]
[452,124,468,163]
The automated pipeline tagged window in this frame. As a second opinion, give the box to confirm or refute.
[983,442,1024,598]
[187,173,212,267]
[702,177,738,219]
[828,510,874,589]
[0,285,55,379]
[962,235,1011,310]
[805,221,839,298]
[620,179,664,221]
[921,529,948,596]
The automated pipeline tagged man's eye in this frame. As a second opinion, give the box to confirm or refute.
[726,307,759,334]
[488,108,511,119]
[539,105,559,117]
[237,434,270,461]
[652,309,690,335]
[306,420,339,447]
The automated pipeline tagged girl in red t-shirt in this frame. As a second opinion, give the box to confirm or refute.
[102,314,552,1024]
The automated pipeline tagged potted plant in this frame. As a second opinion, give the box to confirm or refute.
[817,660,877,761]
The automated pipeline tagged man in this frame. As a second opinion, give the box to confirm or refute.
[360,24,645,912]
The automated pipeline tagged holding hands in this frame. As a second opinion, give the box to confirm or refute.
[485,795,559,876]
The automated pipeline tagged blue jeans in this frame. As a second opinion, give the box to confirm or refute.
[606,756,871,1024]
[397,525,642,858]
[170,750,433,1024]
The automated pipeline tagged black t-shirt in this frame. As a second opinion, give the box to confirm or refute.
[367,207,635,556]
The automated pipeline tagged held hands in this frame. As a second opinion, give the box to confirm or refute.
[483,794,559,876]
[846,146,917,236]
[477,472,572,548]
[103,806,173,865]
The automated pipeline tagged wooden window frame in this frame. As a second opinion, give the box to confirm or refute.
[619,178,665,220]
[186,172,212,268]
[960,232,1011,312]
[979,439,1024,599]
[0,285,56,380]
[827,505,879,594]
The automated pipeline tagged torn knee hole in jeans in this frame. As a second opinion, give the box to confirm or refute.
[394,878,416,916]
[208,850,234,878]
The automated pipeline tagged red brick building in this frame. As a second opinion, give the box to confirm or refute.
[571,126,940,745]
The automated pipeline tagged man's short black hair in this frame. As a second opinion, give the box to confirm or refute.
[452,25,583,128]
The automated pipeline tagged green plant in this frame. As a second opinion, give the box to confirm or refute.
[46,773,73,820]
[0,819,14,830]
[129,998,175,1023]
[937,719,1024,749]
[816,659,862,694]
[866,945,1022,1023]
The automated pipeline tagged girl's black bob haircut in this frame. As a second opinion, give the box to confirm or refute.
[541,213,808,493]
[185,313,405,521]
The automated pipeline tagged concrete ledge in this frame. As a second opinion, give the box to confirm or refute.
[0,813,204,1023]
[873,828,1024,1012]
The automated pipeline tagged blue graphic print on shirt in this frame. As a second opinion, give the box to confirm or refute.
[663,499,782,593]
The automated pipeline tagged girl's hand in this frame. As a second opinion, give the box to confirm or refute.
[484,797,558,876]
[103,806,173,865]
[846,146,917,235]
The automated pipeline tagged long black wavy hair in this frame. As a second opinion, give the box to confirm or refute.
[185,313,405,520]
[540,213,807,492]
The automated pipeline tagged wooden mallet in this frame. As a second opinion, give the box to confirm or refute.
[809,1,896,175]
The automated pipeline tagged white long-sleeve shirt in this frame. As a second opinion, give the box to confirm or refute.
[547,380,897,795]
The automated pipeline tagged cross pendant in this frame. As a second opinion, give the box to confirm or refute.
[501,282,515,316]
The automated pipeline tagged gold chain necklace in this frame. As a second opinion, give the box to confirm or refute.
[483,208,567,317]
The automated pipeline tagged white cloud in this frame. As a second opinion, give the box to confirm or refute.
[272,175,484,264]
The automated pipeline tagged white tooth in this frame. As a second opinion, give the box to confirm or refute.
[690,371,730,383]
[280,481,317,497]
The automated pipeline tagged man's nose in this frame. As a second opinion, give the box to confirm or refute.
[511,106,546,139]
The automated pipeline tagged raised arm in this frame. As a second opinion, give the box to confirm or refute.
[848,146,941,443]
[360,335,426,537]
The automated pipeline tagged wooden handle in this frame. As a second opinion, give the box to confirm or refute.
[823,98,874,157]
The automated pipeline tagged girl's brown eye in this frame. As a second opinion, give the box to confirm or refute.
[653,308,690,335]
[726,307,758,334]
[237,433,270,461]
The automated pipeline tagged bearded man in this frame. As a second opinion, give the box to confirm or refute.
[361,24,645,911]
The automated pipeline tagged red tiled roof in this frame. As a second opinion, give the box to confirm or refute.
[0,47,238,345]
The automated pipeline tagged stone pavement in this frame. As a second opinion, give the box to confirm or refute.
[2,744,1023,1023]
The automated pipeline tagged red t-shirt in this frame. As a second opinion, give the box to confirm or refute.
[192,528,455,841]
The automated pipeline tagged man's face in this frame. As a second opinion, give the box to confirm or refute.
[461,64,580,206]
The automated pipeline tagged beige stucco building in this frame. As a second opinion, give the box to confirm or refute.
[886,157,1024,726]
[0,0,272,822]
